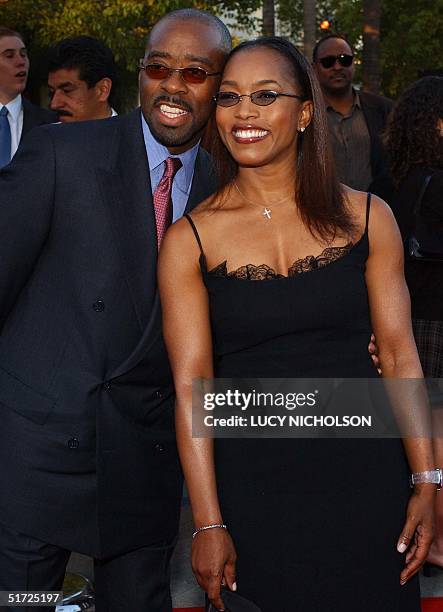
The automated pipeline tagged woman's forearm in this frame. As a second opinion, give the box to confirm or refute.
[176,389,224,528]
[381,347,435,473]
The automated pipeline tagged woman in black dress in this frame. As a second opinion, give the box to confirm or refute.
[381,76,443,568]
[158,39,436,611]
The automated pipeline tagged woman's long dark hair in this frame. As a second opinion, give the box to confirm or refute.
[383,76,443,186]
[208,37,355,241]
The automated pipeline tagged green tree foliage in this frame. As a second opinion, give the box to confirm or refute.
[278,0,442,98]
[380,0,443,97]
[1,0,441,103]
[0,0,260,109]
[0,0,260,66]
[278,0,443,98]
[323,0,442,97]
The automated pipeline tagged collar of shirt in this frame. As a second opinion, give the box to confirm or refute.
[327,88,361,114]
[4,93,22,121]
[141,112,199,197]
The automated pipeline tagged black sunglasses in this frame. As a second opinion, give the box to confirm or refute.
[318,54,353,69]
[138,60,221,84]
[213,90,305,107]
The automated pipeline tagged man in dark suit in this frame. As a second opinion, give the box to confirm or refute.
[0,27,55,168]
[313,34,393,191]
[0,9,230,612]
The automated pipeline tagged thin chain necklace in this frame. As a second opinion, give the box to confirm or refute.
[233,181,291,220]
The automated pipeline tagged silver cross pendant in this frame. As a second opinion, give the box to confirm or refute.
[262,208,272,219]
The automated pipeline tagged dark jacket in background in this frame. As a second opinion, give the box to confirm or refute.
[22,97,57,139]
[358,90,393,185]
[382,166,443,321]
[0,108,217,558]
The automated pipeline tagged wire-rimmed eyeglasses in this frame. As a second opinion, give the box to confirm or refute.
[213,90,305,107]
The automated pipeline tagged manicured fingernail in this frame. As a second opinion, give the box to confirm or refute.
[400,579,406,585]
[232,582,237,591]
[397,542,407,553]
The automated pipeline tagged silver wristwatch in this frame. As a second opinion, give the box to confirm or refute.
[410,468,442,490]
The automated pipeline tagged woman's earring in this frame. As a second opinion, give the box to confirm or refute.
[298,126,305,133]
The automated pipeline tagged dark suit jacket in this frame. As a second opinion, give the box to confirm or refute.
[359,90,393,183]
[21,97,57,140]
[0,108,217,558]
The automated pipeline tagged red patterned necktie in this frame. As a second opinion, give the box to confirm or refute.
[153,156,182,250]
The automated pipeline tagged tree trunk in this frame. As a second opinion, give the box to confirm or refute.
[303,0,316,62]
[362,0,381,93]
[262,0,275,36]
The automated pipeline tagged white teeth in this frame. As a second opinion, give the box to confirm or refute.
[159,104,188,118]
[233,129,269,139]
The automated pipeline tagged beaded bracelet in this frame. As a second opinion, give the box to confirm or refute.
[192,523,227,539]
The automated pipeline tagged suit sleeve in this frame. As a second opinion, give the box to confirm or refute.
[0,126,56,329]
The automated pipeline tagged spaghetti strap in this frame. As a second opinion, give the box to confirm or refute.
[184,214,205,257]
[365,192,372,233]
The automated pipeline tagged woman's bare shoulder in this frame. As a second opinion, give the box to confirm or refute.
[342,185,394,233]
[161,215,200,262]
[161,188,230,260]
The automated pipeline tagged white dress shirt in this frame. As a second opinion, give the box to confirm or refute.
[3,94,23,159]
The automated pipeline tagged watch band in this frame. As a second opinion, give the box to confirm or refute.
[410,468,442,490]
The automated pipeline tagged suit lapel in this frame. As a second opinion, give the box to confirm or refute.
[102,126,218,379]
[359,93,383,175]
[21,99,56,140]
[96,109,158,333]
[22,99,37,139]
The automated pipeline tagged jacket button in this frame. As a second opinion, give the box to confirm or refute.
[155,389,164,399]
[154,443,165,452]
[103,382,111,391]
[68,438,79,449]
[93,300,105,312]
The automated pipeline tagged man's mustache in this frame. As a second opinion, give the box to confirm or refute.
[54,109,73,117]
[153,96,193,114]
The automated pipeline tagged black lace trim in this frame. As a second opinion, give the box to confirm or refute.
[208,242,354,280]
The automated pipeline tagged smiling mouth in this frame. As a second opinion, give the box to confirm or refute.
[232,128,270,140]
[15,71,27,78]
[159,104,189,119]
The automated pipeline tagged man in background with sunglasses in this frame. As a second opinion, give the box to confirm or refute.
[313,34,393,191]
[0,9,229,612]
